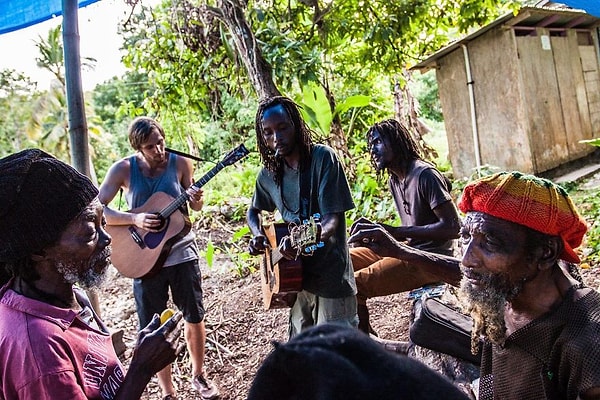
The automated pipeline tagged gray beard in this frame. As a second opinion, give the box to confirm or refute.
[459,269,526,346]
[55,247,111,290]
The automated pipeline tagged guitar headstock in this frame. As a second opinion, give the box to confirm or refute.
[222,144,250,166]
[289,214,323,254]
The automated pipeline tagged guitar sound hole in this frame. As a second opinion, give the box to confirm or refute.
[155,214,166,231]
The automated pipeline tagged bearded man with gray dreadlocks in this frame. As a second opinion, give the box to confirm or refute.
[349,171,600,399]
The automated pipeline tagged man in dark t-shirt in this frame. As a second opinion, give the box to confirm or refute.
[350,119,461,334]
[247,96,357,338]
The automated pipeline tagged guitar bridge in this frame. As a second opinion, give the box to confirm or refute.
[128,226,146,249]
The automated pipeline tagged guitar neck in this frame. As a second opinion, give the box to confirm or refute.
[270,248,285,266]
[158,162,225,218]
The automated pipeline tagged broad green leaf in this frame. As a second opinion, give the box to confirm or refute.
[300,82,332,135]
[334,95,372,117]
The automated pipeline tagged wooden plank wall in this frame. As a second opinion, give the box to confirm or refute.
[436,50,473,179]
[469,28,533,174]
[435,22,600,178]
[516,28,568,173]
[580,41,600,137]
[552,30,593,159]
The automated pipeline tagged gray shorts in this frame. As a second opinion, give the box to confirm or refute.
[288,290,358,338]
[133,259,205,329]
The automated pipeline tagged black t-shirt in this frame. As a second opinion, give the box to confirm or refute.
[389,159,455,254]
[252,144,356,298]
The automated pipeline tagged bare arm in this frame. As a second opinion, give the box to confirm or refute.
[348,225,462,286]
[177,156,203,212]
[388,200,460,242]
[98,159,140,227]
[98,159,163,231]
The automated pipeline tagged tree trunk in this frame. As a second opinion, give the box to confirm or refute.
[394,71,439,163]
[201,0,280,100]
[62,0,91,176]
[322,79,353,176]
[200,0,351,165]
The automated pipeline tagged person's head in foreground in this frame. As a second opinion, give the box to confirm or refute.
[457,171,587,350]
[0,148,110,290]
[247,323,469,400]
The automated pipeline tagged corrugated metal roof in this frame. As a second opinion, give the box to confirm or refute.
[411,7,600,71]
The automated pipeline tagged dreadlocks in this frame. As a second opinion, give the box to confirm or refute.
[0,259,39,286]
[255,96,313,186]
[367,119,421,178]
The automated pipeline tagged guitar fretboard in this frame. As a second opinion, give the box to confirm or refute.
[270,248,284,266]
[158,162,225,218]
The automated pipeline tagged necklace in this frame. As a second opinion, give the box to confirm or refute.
[398,178,411,215]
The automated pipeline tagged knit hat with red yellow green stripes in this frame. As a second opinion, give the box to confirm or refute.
[458,171,587,263]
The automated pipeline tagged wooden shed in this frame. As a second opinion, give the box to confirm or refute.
[411,7,600,179]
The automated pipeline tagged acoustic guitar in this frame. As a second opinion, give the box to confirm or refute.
[107,144,249,279]
[261,214,322,310]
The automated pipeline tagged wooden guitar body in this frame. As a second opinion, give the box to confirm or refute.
[260,223,303,310]
[106,191,191,279]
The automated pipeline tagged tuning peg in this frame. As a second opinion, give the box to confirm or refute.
[304,245,316,253]
[304,241,325,253]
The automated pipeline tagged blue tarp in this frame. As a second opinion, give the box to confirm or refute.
[0,0,101,35]
[561,1,600,18]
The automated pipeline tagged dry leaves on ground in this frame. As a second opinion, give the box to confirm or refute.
[98,253,600,400]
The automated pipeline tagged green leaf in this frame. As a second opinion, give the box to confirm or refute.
[233,225,250,241]
[580,138,600,147]
[205,240,215,268]
[300,82,332,135]
[334,95,372,117]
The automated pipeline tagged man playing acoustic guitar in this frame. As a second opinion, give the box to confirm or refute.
[247,96,358,338]
[98,117,219,400]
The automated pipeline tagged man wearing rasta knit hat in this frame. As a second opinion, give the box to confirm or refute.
[0,149,184,399]
[458,171,587,264]
[349,171,600,399]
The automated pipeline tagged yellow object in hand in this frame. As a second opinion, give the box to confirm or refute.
[160,308,175,325]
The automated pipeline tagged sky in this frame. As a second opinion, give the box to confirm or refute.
[0,0,132,90]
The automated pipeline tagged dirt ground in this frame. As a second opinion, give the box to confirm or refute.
[97,220,414,400]
[96,172,600,400]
